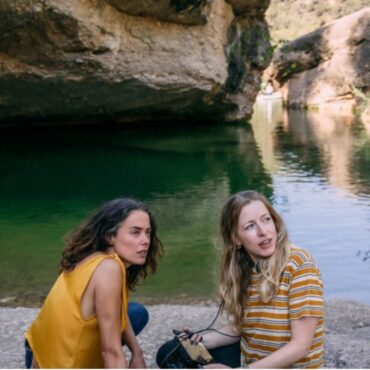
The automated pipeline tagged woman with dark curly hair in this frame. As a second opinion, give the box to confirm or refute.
[25,198,163,368]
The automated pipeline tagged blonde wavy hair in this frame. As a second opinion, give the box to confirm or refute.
[219,191,290,327]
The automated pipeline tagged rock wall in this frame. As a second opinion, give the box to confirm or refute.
[269,7,370,111]
[0,0,272,125]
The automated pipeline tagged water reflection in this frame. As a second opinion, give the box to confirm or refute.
[1,107,369,305]
[249,100,283,173]
[0,124,271,304]
[251,101,370,303]
[251,101,370,197]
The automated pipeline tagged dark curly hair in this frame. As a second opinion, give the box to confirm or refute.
[59,198,164,290]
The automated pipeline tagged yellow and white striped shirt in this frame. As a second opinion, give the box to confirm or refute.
[241,246,324,368]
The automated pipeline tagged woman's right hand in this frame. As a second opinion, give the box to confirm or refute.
[180,327,203,344]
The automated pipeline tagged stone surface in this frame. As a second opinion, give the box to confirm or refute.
[226,0,270,17]
[0,0,271,124]
[105,0,208,26]
[1,300,370,368]
[269,7,370,110]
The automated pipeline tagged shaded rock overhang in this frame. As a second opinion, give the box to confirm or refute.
[0,0,272,126]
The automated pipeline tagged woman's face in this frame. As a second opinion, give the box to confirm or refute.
[110,210,151,268]
[234,200,277,263]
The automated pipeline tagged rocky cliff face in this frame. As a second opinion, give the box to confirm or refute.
[269,7,370,111]
[266,0,370,43]
[0,0,271,125]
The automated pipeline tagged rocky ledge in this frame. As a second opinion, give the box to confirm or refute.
[269,7,370,112]
[1,299,370,368]
[0,0,272,125]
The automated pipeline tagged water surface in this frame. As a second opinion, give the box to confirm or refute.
[0,104,369,305]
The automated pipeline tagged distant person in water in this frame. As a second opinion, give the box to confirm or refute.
[25,198,163,368]
[263,80,274,95]
[157,190,324,368]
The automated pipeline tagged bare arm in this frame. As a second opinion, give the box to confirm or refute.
[121,319,146,368]
[204,317,319,369]
[95,259,127,368]
[197,324,241,349]
[249,316,319,369]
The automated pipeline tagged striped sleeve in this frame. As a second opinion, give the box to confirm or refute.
[288,250,324,320]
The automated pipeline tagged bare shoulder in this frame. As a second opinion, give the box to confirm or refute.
[93,257,123,284]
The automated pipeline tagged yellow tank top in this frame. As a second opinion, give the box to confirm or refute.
[25,253,128,368]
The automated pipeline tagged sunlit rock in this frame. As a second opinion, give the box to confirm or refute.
[269,7,370,111]
[0,0,272,124]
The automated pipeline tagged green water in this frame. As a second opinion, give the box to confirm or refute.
[1,103,370,305]
[0,123,271,304]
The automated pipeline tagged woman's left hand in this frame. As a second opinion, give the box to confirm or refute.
[203,364,230,369]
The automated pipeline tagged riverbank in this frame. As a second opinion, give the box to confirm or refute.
[1,299,370,368]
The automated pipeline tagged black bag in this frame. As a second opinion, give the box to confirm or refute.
[157,336,214,369]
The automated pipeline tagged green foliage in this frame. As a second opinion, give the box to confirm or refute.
[351,85,368,102]
[282,62,298,78]
[351,86,370,117]
[266,0,369,43]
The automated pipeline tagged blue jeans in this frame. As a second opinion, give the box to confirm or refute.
[25,302,149,368]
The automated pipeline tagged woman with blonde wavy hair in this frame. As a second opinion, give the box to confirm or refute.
[157,190,324,369]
